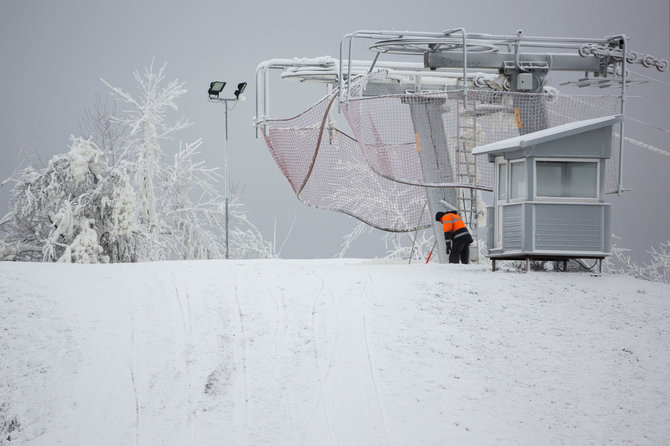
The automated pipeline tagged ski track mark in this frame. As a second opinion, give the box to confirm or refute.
[170,269,196,444]
[171,271,189,335]
[232,272,249,445]
[269,287,289,358]
[323,287,340,387]
[362,271,392,446]
[267,286,301,442]
[124,271,140,446]
[309,277,340,446]
[311,278,323,363]
[268,287,282,356]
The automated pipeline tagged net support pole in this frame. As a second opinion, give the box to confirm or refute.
[404,96,457,264]
[617,35,627,195]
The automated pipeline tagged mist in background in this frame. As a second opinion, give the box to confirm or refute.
[1,0,668,260]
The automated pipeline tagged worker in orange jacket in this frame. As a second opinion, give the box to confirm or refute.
[435,210,474,264]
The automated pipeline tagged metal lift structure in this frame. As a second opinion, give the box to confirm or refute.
[255,29,667,263]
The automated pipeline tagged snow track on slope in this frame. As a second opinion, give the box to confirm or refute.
[126,284,140,446]
[313,268,391,446]
[231,271,249,446]
[362,271,392,445]
[310,278,339,446]
[171,270,197,444]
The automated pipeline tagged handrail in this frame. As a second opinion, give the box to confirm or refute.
[338,30,459,110]
[255,57,336,137]
[443,28,467,105]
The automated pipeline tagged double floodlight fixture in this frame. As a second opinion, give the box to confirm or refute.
[208,80,247,101]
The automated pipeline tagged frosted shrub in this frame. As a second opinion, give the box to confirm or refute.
[646,241,670,284]
[609,238,670,284]
[59,219,105,264]
[382,231,435,262]
[336,221,371,258]
[0,137,141,262]
[336,220,436,262]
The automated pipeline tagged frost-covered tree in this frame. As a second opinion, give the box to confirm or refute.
[1,61,271,262]
[101,61,271,260]
[159,139,272,259]
[101,61,190,241]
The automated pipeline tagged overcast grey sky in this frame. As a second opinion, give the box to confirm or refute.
[1,0,668,259]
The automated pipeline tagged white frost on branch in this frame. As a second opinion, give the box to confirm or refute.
[68,137,106,184]
[382,231,435,262]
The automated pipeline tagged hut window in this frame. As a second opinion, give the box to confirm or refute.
[497,162,507,201]
[536,160,598,198]
[510,160,526,200]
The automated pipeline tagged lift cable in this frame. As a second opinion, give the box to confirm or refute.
[614,132,670,157]
[628,69,670,87]
[625,116,670,135]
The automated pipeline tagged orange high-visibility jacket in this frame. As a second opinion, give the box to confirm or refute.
[440,212,469,241]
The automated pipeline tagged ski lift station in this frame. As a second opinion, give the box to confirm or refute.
[253,28,667,266]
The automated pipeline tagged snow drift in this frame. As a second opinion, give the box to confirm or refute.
[1,259,669,445]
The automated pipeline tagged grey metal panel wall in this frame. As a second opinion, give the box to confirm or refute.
[599,161,607,203]
[523,203,534,251]
[486,205,494,250]
[531,128,610,158]
[502,204,523,250]
[603,205,611,253]
[534,204,604,252]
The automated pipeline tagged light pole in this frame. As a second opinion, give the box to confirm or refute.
[208,81,247,259]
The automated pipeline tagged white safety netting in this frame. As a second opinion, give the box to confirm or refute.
[260,91,429,232]
[260,74,622,232]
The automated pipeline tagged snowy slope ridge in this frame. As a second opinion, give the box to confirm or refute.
[1,260,669,445]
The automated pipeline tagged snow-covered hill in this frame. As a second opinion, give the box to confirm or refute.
[1,259,669,445]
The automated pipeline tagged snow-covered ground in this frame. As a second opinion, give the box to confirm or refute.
[1,259,669,445]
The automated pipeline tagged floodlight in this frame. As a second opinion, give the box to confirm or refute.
[208,81,226,97]
[234,82,247,99]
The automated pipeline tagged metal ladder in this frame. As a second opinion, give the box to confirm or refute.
[455,98,480,256]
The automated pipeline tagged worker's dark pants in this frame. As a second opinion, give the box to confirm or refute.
[449,240,471,264]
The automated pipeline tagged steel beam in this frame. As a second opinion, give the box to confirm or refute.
[425,51,603,73]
